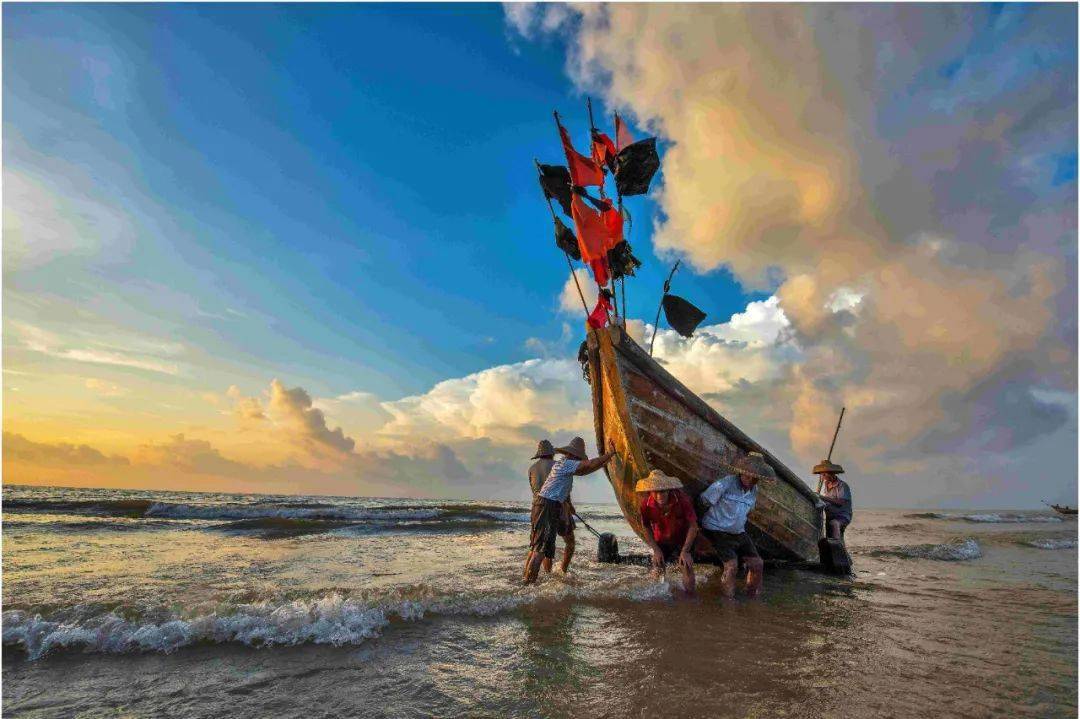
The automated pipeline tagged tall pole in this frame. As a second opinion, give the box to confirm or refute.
[817,407,846,494]
[649,260,680,356]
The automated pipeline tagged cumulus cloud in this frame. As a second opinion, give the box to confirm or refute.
[507,4,1077,501]
[558,267,598,316]
[268,379,356,454]
[226,385,267,421]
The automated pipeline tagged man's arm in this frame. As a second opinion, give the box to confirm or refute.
[573,450,616,475]
[818,494,845,507]
[679,523,699,557]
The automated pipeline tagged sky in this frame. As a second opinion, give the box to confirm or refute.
[3,3,1076,508]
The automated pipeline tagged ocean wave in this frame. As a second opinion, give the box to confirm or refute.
[3,497,536,526]
[1024,538,1077,550]
[904,512,1063,524]
[868,538,982,561]
[3,498,155,518]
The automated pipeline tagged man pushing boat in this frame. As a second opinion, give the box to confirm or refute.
[698,452,773,598]
[525,439,576,574]
[635,469,699,593]
[523,437,616,584]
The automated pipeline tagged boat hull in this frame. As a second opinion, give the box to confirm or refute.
[587,325,822,562]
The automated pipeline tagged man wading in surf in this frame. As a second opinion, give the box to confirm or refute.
[523,437,615,584]
[525,439,576,574]
[698,452,773,598]
[636,469,700,593]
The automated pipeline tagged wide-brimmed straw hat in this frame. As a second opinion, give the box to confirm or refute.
[812,459,845,475]
[737,452,776,482]
[635,469,683,493]
[555,436,587,461]
[531,439,555,460]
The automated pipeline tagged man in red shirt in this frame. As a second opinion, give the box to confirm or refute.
[636,469,699,593]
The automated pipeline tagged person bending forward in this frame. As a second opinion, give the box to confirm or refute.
[636,469,699,593]
[699,452,775,598]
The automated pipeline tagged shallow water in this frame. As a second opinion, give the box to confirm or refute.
[3,485,1076,718]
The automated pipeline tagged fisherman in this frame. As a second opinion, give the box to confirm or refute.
[525,439,576,574]
[523,437,616,584]
[814,460,852,540]
[636,469,699,593]
[698,452,773,598]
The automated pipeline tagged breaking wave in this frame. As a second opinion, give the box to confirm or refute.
[2,497,539,526]
[904,512,1063,524]
[868,538,982,561]
[1024,538,1077,550]
[2,575,679,660]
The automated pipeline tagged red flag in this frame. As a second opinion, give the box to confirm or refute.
[587,291,612,329]
[615,113,635,152]
[599,200,623,251]
[589,257,610,286]
[591,130,617,170]
[559,121,604,187]
[570,194,608,263]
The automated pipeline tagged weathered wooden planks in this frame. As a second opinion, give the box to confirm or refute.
[587,325,821,562]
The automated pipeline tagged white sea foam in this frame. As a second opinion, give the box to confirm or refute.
[1025,538,1077,550]
[144,502,443,522]
[476,511,531,523]
[877,538,982,561]
[960,513,1063,524]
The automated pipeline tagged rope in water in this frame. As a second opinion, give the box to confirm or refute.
[573,512,603,539]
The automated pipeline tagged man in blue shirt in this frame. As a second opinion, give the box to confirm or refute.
[698,452,774,598]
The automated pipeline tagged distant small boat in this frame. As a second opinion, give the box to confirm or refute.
[586,325,822,562]
[1048,503,1078,516]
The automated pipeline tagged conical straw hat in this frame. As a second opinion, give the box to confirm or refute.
[737,452,776,482]
[531,439,555,459]
[812,459,845,475]
[634,469,683,493]
[555,437,587,460]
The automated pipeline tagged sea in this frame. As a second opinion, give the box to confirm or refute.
[2,484,1076,718]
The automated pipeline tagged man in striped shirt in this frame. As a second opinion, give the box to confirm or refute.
[523,436,615,584]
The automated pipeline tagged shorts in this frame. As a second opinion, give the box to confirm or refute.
[530,496,562,560]
[557,504,576,538]
[657,542,685,565]
[826,517,849,537]
[702,529,760,564]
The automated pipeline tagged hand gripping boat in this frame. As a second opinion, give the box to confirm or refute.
[586,325,823,562]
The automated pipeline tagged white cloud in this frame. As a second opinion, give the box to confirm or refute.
[559,267,598,316]
[506,4,1077,504]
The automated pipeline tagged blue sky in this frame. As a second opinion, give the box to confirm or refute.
[3,4,1075,507]
[4,3,754,400]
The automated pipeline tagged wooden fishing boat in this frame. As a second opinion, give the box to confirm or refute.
[1049,504,1078,516]
[586,324,823,562]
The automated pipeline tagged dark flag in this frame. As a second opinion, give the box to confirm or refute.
[537,164,573,216]
[662,294,706,337]
[615,137,660,197]
[553,216,580,260]
[608,241,642,280]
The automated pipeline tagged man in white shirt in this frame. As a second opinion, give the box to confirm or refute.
[523,436,615,584]
[698,452,774,598]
